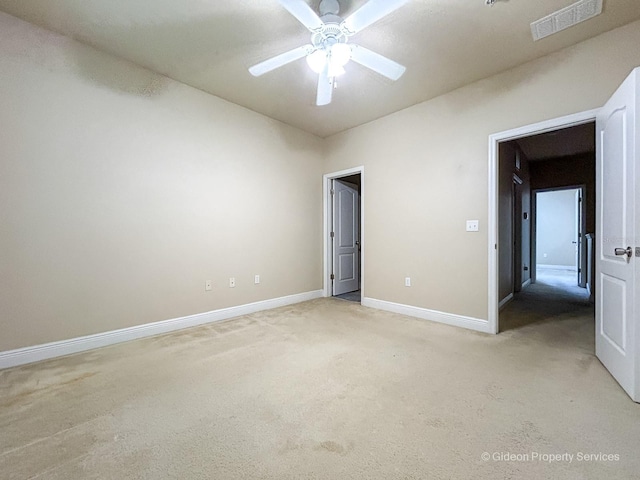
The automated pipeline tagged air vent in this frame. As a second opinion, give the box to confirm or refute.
[531,0,603,41]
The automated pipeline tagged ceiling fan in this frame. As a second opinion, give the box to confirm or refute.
[249,0,410,106]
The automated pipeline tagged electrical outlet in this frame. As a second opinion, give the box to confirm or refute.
[405,277,411,287]
[205,280,212,291]
[254,275,260,284]
[229,277,236,288]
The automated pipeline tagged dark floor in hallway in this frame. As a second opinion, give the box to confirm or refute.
[334,290,361,303]
[499,269,594,352]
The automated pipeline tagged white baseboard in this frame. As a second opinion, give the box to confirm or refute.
[537,264,577,271]
[522,278,532,289]
[498,293,514,310]
[362,297,491,334]
[0,290,323,370]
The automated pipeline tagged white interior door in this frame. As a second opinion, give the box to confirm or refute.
[332,179,360,296]
[596,67,639,402]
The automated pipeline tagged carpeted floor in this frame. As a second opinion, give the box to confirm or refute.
[1,288,639,479]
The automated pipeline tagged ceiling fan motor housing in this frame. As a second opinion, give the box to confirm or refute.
[319,0,340,16]
[311,22,347,50]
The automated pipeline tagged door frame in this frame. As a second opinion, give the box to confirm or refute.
[323,166,365,298]
[531,185,587,287]
[488,109,599,334]
[511,173,524,295]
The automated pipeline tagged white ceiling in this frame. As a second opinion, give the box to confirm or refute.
[1,0,639,137]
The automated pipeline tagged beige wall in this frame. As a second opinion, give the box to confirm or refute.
[324,20,640,320]
[0,12,324,351]
[3,11,640,352]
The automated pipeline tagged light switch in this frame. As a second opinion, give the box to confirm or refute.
[466,220,479,232]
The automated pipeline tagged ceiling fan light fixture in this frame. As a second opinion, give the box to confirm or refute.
[307,43,350,76]
[330,43,351,67]
[325,42,350,77]
[327,63,346,77]
[306,49,327,73]
[249,0,410,105]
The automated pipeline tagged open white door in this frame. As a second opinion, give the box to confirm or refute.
[596,67,639,402]
[332,179,360,296]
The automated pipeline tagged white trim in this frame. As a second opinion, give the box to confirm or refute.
[488,132,499,333]
[323,166,365,298]
[498,293,514,310]
[522,278,532,289]
[537,264,577,271]
[0,290,323,370]
[362,297,491,334]
[488,108,599,335]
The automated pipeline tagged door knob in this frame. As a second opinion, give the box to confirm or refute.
[614,247,633,258]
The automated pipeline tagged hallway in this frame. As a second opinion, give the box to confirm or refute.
[499,269,593,353]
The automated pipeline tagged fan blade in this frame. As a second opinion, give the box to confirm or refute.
[278,0,324,31]
[342,0,410,35]
[249,45,313,76]
[350,44,406,81]
[316,66,334,106]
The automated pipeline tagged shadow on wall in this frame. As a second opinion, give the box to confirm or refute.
[65,15,325,149]
[7,8,280,99]
[67,13,274,97]
[71,45,170,98]
[4,10,326,151]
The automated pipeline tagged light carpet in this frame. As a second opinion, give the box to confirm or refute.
[1,292,639,479]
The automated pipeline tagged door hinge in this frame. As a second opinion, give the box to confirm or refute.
[330,274,335,280]
[330,231,335,238]
[578,268,582,273]
[330,189,335,195]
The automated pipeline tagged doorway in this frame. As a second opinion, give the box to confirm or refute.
[534,186,587,289]
[498,124,595,332]
[489,112,597,333]
[501,177,593,333]
[323,167,364,303]
[490,68,640,402]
